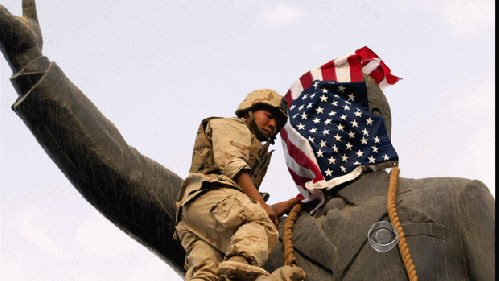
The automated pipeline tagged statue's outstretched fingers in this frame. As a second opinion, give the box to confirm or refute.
[22,0,39,22]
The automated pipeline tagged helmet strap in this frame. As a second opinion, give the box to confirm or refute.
[248,111,276,144]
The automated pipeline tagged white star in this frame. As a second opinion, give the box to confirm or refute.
[342,154,349,162]
[299,105,304,111]
[321,88,329,93]
[308,136,315,142]
[372,146,379,153]
[356,150,363,157]
[328,156,336,164]
[320,95,328,102]
[334,134,342,141]
[366,117,374,125]
[353,161,361,165]
[325,168,333,176]
[313,82,319,89]
[290,105,296,111]
[346,142,353,150]
[374,136,380,143]
[297,123,305,130]
[324,119,332,125]
[361,137,368,144]
[340,115,347,120]
[332,100,339,106]
[348,131,355,138]
[354,110,362,117]
[302,94,308,100]
[313,118,321,124]
[292,113,299,119]
[343,104,350,111]
[337,124,345,131]
[310,128,317,133]
[368,155,376,163]
[338,85,346,92]
[310,93,316,99]
[383,154,390,161]
[320,140,327,147]
[317,149,324,157]
[348,93,355,101]
[307,103,313,108]
[362,128,369,136]
[329,111,337,116]
[351,119,358,128]
[334,94,340,98]
[316,107,324,114]
[301,113,308,120]
[340,165,347,172]
[323,129,330,135]
[332,144,339,152]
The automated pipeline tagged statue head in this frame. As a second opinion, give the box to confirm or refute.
[236,89,289,143]
[363,74,392,139]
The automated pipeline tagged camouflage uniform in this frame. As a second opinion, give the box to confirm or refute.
[175,116,278,281]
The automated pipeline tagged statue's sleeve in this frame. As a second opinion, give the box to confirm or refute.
[10,57,186,275]
[457,180,495,279]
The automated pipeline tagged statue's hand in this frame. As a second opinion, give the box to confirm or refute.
[0,0,43,73]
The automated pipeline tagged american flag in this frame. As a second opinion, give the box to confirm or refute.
[280,47,401,211]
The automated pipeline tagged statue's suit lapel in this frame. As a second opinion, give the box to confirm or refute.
[290,170,398,280]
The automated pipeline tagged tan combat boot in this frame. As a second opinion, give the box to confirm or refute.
[255,265,305,281]
[217,256,270,281]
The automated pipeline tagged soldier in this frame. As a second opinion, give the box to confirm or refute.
[175,90,303,281]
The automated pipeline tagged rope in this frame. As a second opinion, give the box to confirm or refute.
[283,203,302,267]
[387,167,418,281]
[283,167,419,280]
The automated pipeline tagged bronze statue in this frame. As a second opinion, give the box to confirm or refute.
[1,1,494,280]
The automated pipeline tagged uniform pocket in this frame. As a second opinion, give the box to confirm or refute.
[211,195,247,230]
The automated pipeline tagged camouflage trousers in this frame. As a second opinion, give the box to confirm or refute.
[176,187,279,281]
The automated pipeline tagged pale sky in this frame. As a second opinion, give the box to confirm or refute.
[1,1,494,280]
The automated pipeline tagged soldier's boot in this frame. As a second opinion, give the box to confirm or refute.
[255,265,305,281]
[217,256,270,281]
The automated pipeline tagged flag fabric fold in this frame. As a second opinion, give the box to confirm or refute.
[280,46,401,213]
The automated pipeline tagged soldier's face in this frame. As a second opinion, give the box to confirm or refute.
[252,109,279,138]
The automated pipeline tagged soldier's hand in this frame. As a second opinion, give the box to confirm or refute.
[262,202,279,229]
[0,0,43,73]
[271,197,301,218]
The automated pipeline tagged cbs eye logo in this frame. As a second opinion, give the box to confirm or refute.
[368,221,399,252]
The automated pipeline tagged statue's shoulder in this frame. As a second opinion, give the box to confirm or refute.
[397,175,494,225]
[400,175,491,199]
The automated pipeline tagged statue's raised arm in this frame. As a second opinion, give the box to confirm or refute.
[1,0,186,275]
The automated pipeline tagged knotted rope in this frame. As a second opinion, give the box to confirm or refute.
[283,167,419,280]
[387,167,418,281]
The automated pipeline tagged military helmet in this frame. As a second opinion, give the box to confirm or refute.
[235,89,289,131]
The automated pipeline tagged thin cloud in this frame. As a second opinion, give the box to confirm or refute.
[445,0,495,36]
[74,213,141,257]
[263,5,303,28]
[0,262,26,281]
[17,209,64,256]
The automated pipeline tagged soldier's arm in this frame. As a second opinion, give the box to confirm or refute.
[235,171,279,228]
[209,118,280,227]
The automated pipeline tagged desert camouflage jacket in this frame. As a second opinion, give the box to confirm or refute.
[176,117,272,221]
